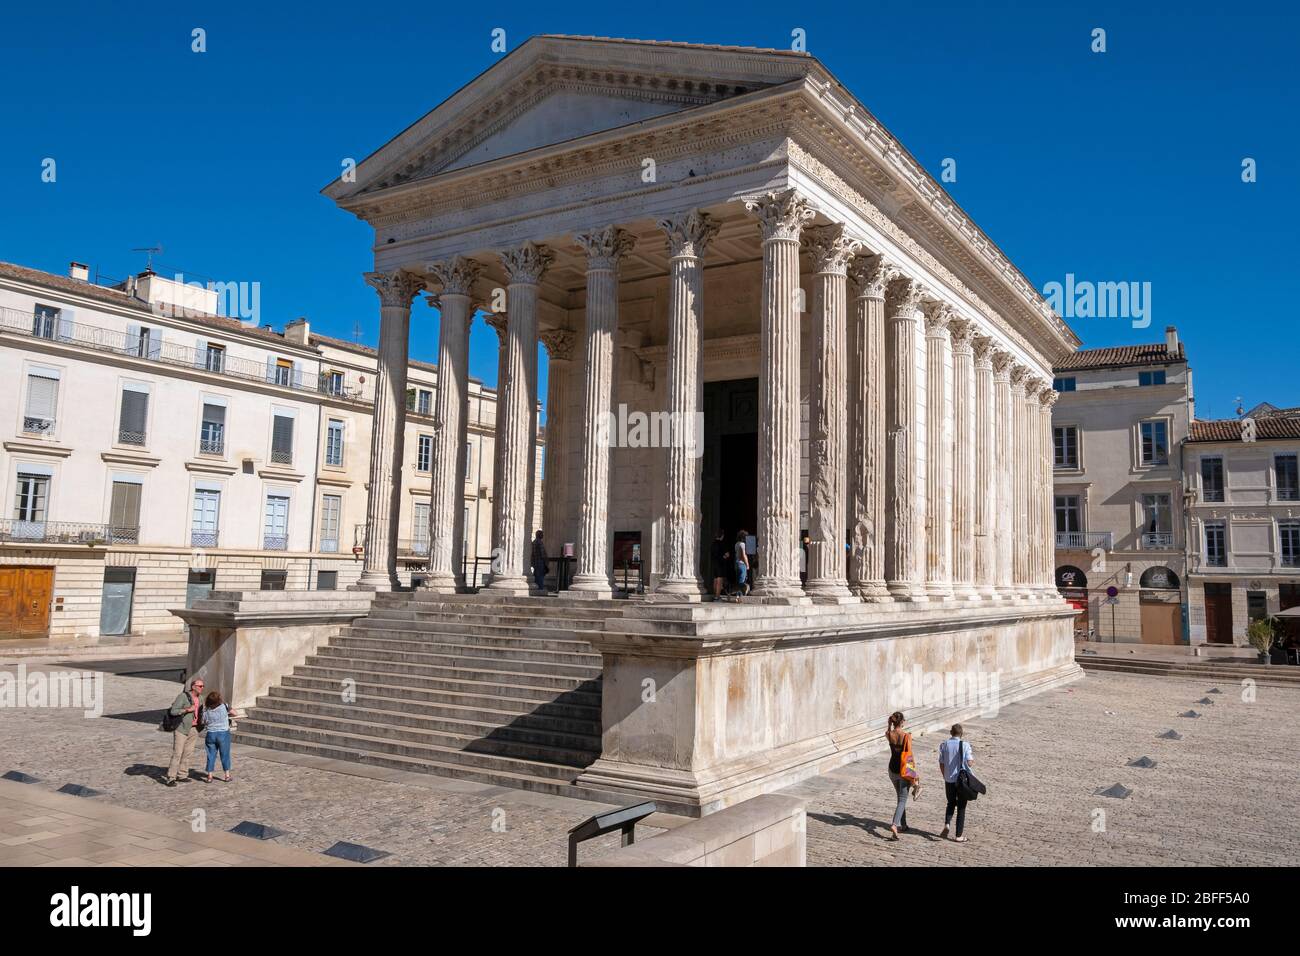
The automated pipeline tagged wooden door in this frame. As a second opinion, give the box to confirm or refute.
[0,567,54,639]
[1204,584,1234,644]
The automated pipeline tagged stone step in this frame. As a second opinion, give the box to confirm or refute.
[341,625,600,654]
[383,593,629,613]
[291,662,603,705]
[1077,657,1300,683]
[359,611,609,638]
[249,694,601,750]
[332,634,601,667]
[266,683,601,734]
[231,729,624,803]
[234,713,594,776]
[312,645,601,681]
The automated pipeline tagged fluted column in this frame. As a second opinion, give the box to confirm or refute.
[1008,366,1030,597]
[656,211,718,598]
[570,226,635,597]
[486,313,509,552]
[972,336,997,598]
[356,269,423,590]
[745,190,814,600]
[424,257,480,592]
[803,224,860,601]
[885,276,927,601]
[991,351,1014,597]
[489,242,552,593]
[950,319,977,599]
[1039,388,1059,595]
[539,328,576,587]
[1024,378,1044,598]
[847,255,893,601]
[923,302,954,599]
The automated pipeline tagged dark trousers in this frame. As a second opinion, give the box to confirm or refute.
[532,565,546,590]
[944,782,968,836]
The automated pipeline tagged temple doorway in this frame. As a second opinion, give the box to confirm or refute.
[700,378,759,578]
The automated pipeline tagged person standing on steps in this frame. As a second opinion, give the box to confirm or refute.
[938,724,975,842]
[709,529,730,601]
[163,678,205,786]
[531,530,548,592]
[885,711,914,839]
[733,530,751,598]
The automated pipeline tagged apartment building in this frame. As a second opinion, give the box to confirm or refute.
[1184,409,1300,646]
[1051,327,1192,643]
[0,260,524,641]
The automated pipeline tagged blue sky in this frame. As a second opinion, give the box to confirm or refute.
[1,0,1295,419]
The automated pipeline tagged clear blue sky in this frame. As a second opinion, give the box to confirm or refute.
[1,0,1295,419]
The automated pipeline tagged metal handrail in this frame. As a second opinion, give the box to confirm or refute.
[1055,531,1113,550]
[0,519,113,544]
[1142,532,1176,549]
[567,802,657,867]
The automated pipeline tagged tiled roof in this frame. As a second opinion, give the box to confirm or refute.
[1054,342,1184,372]
[1189,418,1300,442]
[0,260,303,347]
[1244,401,1300,419]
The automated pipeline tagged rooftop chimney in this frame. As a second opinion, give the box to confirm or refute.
[1165,325,1179,356]
[68,262,89,282]
[284,317,311,345]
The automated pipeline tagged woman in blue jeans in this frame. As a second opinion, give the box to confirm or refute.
[885,711,913,840]
[201,690,237,783]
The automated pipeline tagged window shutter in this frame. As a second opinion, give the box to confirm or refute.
[292,361,303,388]
[272,414,294,457]
[120,389,149,435]
[25,374,59,421]
[203,402,226,427]
[266,356,276,383]
[127,323,141,355]
[110,481,142,529]
[57,308,75,342]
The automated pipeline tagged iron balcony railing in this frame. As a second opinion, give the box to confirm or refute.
[1142,532,1176,549]
[263,534,289,551]
[1,305,365,401]
[118,429,146,446]
[199,436,224,455]
[1055,531,1113,550]
[270,449,293,465]
[0,519,122,545]
[191,530,219,548]
[399,538,431,556]
[22,416,55,435]
[320,537,340,553]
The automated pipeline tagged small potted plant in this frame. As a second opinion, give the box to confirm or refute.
[1245,618,1275,665]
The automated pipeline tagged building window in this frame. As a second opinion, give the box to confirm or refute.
[133,326,156,359]
[1201,456,1224,502]
[417,434,433,473]
[1138,369,1166,387]
[263,494,290,550]
[260,570,287,591]
[325,419,345,467]
[273,359,293,387]
[1276,454,1299,501]
[271,413,294,465]
[1053,426,1079,469]
[33,305,60,339]
[14,472,50,523]
[319,494,341,553]
[1140,420,1169,465]
[23,372,59,435]
[191,489,220,547]
[324,370,345,396]
[200,402,226,455]
[1281,520,1300,568]
[418,389,432,415]
[1141,493,1173,548]
[109,480,142,544]
[117,386,149,446]
[1052,376,1076,393]
[413,501,431,555]
[1054,495,1082,535]
[465,441,474,482]
[1204,520,1226,567]
[204,343,225,373]
[316,570,338,591]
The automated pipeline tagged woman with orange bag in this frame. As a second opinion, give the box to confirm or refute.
[886,711,919,840]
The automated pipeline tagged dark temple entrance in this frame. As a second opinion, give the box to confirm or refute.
[700,378,759,579]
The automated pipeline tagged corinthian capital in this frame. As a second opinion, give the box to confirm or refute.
[886,276,924,318]
[804,224,862,275]
[1008,364,1030,389]
[426,255,482,297]
[922,299,954,334]
[499,241,554,285]
[743,188,816,242]
[949,319,975,351]
[848,254,895,298]
[972,334,996,367]
[1024,376,1046,399]
[1040,388,1059,408]
[574,225,637,270]
[485,312,509,343]
[659,209,719,259]
[991,349,1014,377]
[539,327,577,363]
[364,269,424,308]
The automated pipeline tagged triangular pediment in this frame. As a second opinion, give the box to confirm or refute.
[329,35,814,199]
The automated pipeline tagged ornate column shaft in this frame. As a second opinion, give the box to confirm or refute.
[486,313,509,555]
[923,302,954,599]
[570,226,635,597]
[489,242,552,593]
[847,255,893,601]
[803,224,860,601]
[885,276,927,601]
[950,319,977,598]
[656,211,718,598]
[424,257,480,592]
[356,269,423,590]
[1024,378,1042,597]
[539,328,576,586]
[972,336,997,597]
[745,190,814,599]
[991,352,1014,596]
[1008,367,1030,596]
[1039,389,1059,594]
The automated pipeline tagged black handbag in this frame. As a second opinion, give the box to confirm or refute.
[955,741,987,801]
[160,710,182,732]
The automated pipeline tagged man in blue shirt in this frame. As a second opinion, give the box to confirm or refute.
[938,725,974,842]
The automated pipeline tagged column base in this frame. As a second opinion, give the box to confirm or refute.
[487,575,532,596]
[886,583,929,602]
[750,576,807,602]
[805,580,857,604]
[651,576,705,602]
[569,573,614,600]
[951,584,982,601]
[424,571,457,594]
[851,581,892,603]
[352,570,396,592]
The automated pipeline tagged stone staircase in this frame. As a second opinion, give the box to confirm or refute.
[1077,652,1300,687]
[233,593,630,800]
